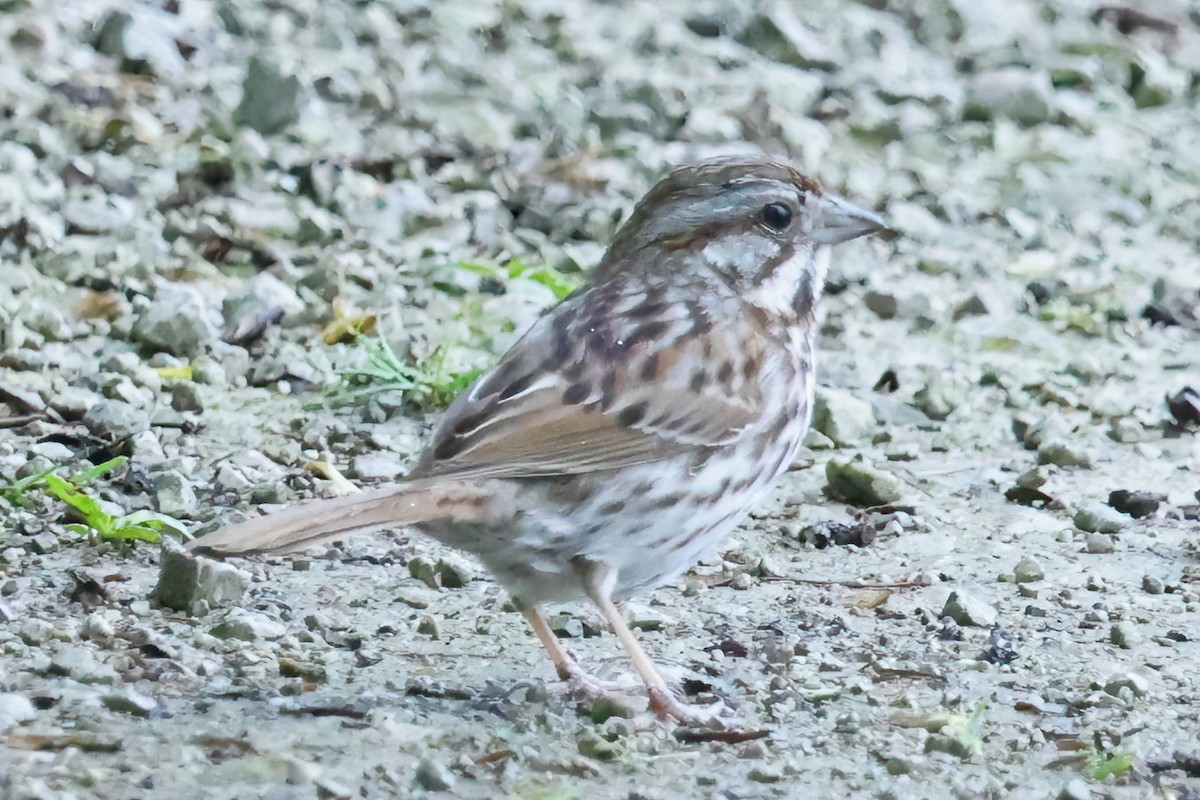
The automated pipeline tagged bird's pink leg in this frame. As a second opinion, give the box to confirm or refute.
[576,561,719,725]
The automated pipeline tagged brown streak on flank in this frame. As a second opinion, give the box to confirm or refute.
[562,382,591,405]
[628,320,670,346]
[616,401,648,427]
[732,473,757,493]
[628,301,667,319]
[436,496,454,509]
[651,493,685,510]
[561,360,585,381]
[742,354,759,382]
[599,500,625,515]
[745,304,770,332]
[640,352,660,381]
[689,369,707,393]
[717,360,734,386]
[687,301,713,335]
[598,372,618,410]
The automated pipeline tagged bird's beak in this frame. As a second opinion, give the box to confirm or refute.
[810,193,895,245]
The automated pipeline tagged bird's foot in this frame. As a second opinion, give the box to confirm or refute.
[648,686,725,729]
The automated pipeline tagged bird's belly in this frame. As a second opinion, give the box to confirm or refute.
[431,415,807,604]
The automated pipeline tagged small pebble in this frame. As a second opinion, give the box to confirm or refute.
[102,690,157,717]
[942,591,998,627]
[824,457,903,507]
[1074,503,1125,534]
[1013,556,1045,584]
[414,757,456,791]
[1038,441,1091,468]
[1110,622,1140,650]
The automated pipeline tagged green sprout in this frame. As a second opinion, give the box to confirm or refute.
[1,456,127,506]
[1085,747,1134,782]
[453,258,582,301]
[335,333,484,410]
[0,456,184,546]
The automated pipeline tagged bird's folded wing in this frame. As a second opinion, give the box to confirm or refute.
[412,282,766,480]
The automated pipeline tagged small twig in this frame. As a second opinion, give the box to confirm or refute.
[674,727,771,744]
[280,704,367,720]
[305,458,362,496]
[761,577,928,590]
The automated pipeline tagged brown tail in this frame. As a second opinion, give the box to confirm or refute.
[188,478,486,557]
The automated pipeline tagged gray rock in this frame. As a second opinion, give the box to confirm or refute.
[1142,575,1165,595]
[733,6,838,70]
[414,757,456,791]
[435,556,474,589]
[416,615,439,639]
[28,532,58,554]
[223,272,304,343]
[825,457,902,507]
[924,732,976,760]
[747,764,784,783]
[952,293,990,320]
[94,9,185,75]
[911,376,963,421]
[407,557,439,589]
[576,730,622,761]
[942,590,998,627]
[1103,671,1149,697]
[1058,778,1092,800]
[864,290,898,319]
[812,387,876,447]
[132,282,221,356]
[1110,622,1140,650]
[83,399,149,440]
[966,68,1054,126]
[169,382,206,413]
[210,611,286,641]
[0,693,36,733]
[18,619,56,646]
[1038,441,1091,468]
[1074,503,1124,534]
[1015,468,1048,489]
[80,613,116,644]
[154,471,197,518]
[101,689,156,717]
[49,385,101,419]
[1085,533,1115,554]
[234,56,303,134]
[1013,556,1045,584]
[48,643,118,684]
[152,538,248,612]
[350,452,405,480]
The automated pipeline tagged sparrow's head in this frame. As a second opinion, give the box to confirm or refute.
[597,158,889,318]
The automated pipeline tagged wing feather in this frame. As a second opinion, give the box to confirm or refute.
[411,276,765,481]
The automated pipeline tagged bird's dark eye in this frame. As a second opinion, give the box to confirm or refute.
[760,202,793,232]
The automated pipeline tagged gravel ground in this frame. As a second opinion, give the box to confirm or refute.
[2,1,1199,798]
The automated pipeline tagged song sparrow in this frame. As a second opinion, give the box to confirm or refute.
[192,157,889,722]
